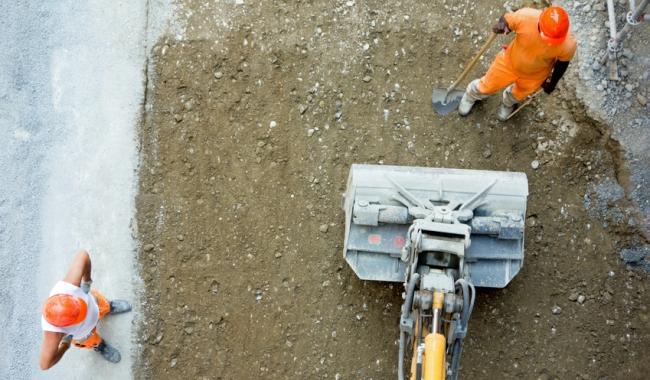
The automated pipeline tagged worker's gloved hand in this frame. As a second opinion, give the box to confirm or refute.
[541,80,557,94]
[80,280,92,294]
[492,16,511,34]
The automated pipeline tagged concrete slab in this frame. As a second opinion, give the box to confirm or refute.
[0,1,172,378]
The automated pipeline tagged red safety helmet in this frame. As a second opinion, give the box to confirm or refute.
[539,6,570,45]
[43,294,88,327]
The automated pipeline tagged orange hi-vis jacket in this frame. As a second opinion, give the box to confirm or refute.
[478,8,577,101]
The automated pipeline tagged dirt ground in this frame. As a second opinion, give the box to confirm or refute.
[135,1,650,379]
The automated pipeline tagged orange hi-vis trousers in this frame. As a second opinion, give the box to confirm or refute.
[478,50,550,101]
[72,289,110,349]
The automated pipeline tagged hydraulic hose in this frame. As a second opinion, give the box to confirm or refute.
[398,273,420,380]
[398,331,407,380]
[449,279,476,380]
[449,340,463,380]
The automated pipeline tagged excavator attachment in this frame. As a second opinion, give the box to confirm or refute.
[342,164,528,288]
[341,164,529,379]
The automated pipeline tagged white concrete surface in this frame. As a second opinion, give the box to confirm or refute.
[0,1,173,378]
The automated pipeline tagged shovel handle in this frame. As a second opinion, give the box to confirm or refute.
[446,33,498,95]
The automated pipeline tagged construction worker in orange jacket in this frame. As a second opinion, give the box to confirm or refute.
[459,6,577,120]
[39,250,131,369]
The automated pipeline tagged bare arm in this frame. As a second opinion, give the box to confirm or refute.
[39,331,69,370]
[63,250,92,286]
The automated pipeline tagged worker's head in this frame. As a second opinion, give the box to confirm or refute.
[43,294,88,327]
[539,6,570,45]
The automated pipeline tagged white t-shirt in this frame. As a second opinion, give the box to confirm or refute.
[41,281,100,340]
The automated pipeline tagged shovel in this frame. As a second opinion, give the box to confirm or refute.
[431,33,498,115]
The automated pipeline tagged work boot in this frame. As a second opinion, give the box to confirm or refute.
[497,85,519,121]
[109,300,132,315]
[497,103,515,121]
[458,79,489,116]
[458,93,475,116]
[95,340,121,363]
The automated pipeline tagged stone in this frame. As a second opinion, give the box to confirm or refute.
[177,234,184,241]
[568,292,579,302]
[577,295,586,304]
[362,75,372,83]
[143,244,155,252]
[170,358,178,368]
[214,71,223,79]
[270,121,277,128]
[620,246,648,264]
[637,94,647,106]
[482,148,492,159]
[319,224,329,233]
[551,305,562,315]
[531,160,540,170]
[174,114,183,122]
[307,128,315,137]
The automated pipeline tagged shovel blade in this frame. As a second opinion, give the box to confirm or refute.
[431,88,465,115]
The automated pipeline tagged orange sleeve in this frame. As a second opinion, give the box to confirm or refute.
[504,10,524,32]
[558,35,577,61]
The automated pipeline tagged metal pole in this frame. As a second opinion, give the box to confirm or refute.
[601,0,648,72]
[630,0,637,13]
[605,0,620,79]
[607,0,618,41]
[616,0,649,40]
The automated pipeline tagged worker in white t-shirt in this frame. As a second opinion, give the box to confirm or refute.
[39,250,131,369]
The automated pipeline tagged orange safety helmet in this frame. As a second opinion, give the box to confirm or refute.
[539,6,570,45]
[43,294,88,327]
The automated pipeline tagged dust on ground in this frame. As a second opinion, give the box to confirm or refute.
[135,1,650,379]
